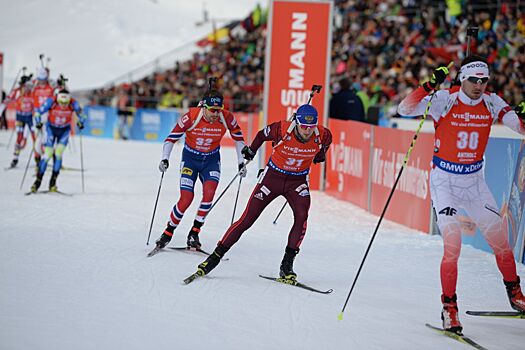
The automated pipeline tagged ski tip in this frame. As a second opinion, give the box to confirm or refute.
[337,312,344,321]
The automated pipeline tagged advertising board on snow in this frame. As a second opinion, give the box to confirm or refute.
[325,119,372,210]
[263,0,332,189]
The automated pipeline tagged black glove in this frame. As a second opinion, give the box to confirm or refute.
[313,150,326,164]
[36,122,43,130]
[238,163,247,178]
[77,120,84,130]
[159,159,169,172]
[241,145,256,161]
[423,65,450,92]
[516,101,525,121]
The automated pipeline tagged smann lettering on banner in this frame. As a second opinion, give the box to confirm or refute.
[280,12,311,118]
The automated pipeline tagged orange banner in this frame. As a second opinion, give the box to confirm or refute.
[263,0,332,189]
[325,119,372,209]
[370,127,434,232]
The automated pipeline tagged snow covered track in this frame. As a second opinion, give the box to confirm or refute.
[1,131,523,349]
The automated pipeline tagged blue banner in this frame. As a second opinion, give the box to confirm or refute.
[506,141,525,263]
[462,137,524,262]
[130,109,179,142]
[84,106,118,138]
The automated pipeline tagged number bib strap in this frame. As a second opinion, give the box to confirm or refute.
[268,159,309,176]
[184,144,220,156]
[432,156,483,174]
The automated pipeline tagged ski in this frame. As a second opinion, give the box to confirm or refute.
[466,310,525,319]
[25,190,72,196]
[61,166,83,172]
[425,323,488,350]
[147,246,229,260]
[146,246,162,257]
[183,270,205,284]
[258,275,333,294]
[40,190,73,196]
[168,247,230,260]
[169,246,212,255]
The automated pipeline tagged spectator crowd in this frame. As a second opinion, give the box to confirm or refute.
[88,1,525,120]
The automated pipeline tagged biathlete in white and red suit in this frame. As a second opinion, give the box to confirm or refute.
[31,67,55,163]
[6,75,38,168]
[194,104,332,280]
[398,54,525,335]
[154,89,247,250]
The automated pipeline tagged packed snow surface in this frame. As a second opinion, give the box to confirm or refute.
[1,132,523,349]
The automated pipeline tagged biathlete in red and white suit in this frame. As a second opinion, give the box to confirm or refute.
[5,75,38,168]
[155,90,247,250]
[398,55,525,334]
[194,104,332,280]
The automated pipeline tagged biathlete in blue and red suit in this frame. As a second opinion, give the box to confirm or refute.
[154,89,247,250]
[30,89,86,193]
[194,104,332,280]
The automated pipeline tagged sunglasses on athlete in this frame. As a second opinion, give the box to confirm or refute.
[297,124,316,130]
[205,104,224,112]
[466,76,489,85]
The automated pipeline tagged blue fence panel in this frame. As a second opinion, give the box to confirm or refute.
[462,137,524,262]
[84,106,118,138]
[130,109,179,142]
[507,141,525,263]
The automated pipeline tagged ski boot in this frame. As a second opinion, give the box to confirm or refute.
[31,173,44,193]
[10,158,18,168]
[197,244,228,276]
[279,247,299,281]
[155,223,176,249]
[504,276,525,312]
[49,171,59,192]
[187,220,203,249]
[441,294,463,335]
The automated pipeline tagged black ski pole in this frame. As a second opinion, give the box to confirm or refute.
[231,177,243,224]
[272,84,322,224]
[19,147,34,190]
[146,171,165,245]
[79,130,85,193]
[6,127,16,150]
[337,61,452,319]
[208,159,252,215]
[273,201,287,225]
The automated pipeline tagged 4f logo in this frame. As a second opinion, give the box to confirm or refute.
[439,207,457,216]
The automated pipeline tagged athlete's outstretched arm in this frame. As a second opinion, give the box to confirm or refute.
[223,111,247,164]
[493,95,525,136]
[161,112,192,160]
